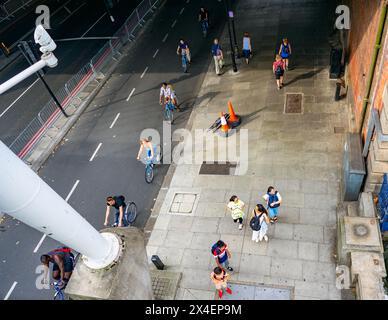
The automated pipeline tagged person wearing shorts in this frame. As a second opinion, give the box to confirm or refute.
[210,267,232,299]
[263,186,282,223]
[242,32,252,64]
[273,54,285,90]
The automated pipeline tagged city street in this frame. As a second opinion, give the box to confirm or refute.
[0,0,227,300]
[0,0,142,146]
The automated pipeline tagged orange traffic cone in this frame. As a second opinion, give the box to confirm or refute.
[218,112,230,137]
[227,101,242,128]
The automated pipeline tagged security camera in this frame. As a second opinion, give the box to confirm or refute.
[34,24,57,53]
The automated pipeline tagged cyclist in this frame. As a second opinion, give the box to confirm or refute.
[167,84,181,112]
[198,7,209,37]
[104,195,127,227]
[137,138,154,162]
[159,82,171,106]
[40,247,75,290]
[176,39,191,72]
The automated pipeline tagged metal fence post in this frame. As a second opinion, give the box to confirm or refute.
[124,23,133,42]
[136,8,144,27]
[148,0,155,12]
[64,83,70,96]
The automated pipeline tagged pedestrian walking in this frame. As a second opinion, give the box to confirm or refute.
[227,195,245,230]
[176,39,191,73]
[250,204,270,242]
[159,82,170,105]
[211,240,233,272]
[263,186,282,223]
[242,32,252,64]
[279,38,292,70]
[210,267,232,299]
[167,84,181,112]
[211,38,224,75]
[273,54,286,90]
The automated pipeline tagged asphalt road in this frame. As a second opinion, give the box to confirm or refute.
[0,0,227,300]
[0,0,143,146]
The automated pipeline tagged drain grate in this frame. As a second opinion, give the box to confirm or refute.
[199,162,237,175]
[151,270,182,300]
[285,93,303,114]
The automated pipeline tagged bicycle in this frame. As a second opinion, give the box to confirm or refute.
[164,100,175,123]
[53,281,66,300]
[144,145,162,184]
[123,201,138,225]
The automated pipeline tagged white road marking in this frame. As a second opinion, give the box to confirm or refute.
[59,2,86,25]
[153,48,159,58]
[109,113,120,128]
[65,180,80,202]
[33,234,47,253]
[89,143,103,162]
[4,282,17,300]
[81,12,107,37]
[0,79,39,119]
[171,19,177,28]
[126,88,136,101]
[162,33,169,42]
[140,66,149,79]
[179,8,185,15]
[33,179,80,253]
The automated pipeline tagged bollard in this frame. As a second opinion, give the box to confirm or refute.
[151,255,165,270]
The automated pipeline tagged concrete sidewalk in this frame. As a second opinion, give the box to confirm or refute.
[145,0,348,300]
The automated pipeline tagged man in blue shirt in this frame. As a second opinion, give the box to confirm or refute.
[211,38,223,75]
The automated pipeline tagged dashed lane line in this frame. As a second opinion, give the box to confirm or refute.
[109,113,120,129]
[126,88,136,101]
[89,143,103,162]
[179,8,185,15]
[153,49,159,58]
[4,281,17,300]
[162,33,169,42]
[171,19,177,28]
[140,67,149,79]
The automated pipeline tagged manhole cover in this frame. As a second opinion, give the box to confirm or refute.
[169,193,198,215]
[219,283,292,300]
[199,162,237,175]
[285,93,303,114]
[353,224,369,237]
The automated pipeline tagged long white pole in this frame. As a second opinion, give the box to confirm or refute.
[0,141,119,268]
[0,60,47,95]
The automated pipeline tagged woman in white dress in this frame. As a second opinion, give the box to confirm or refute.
[250,204,270,242]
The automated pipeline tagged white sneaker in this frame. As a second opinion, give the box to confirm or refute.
[239,224,243,230]
[255,238,259,243]
[264,235,269,242]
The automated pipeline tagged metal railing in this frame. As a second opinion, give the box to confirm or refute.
[8,0,161,159]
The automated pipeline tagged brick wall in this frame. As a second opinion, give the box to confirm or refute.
[345,0,384,131]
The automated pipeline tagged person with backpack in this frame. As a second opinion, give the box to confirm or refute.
[263,186,282,224]
[273,54,286,90]
[227,195,245,230]
[250,204,270,242]
[211,240,233,272]
[210,267,232,299]
[104,195,127,227]
[279,38,292,70]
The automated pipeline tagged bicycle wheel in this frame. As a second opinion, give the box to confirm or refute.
[145,164,154,184]
[164,108,173,122]
[54,289,64,300]
[125,202,138,224]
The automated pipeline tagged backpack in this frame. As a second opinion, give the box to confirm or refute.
[211,243,220,255]
[283,44,289,54]
[118,195,125,203]
[249,213,263,231]
[275,63,283,75]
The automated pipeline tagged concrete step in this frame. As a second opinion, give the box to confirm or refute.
[358,192,377,218]
[347,201,359,217]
